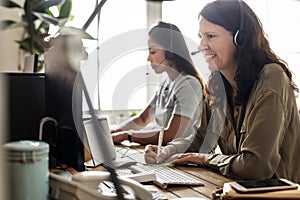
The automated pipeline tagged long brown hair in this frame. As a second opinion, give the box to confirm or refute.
[149,21,207,97]
[200,0,298,105]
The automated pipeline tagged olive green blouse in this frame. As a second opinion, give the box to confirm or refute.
[169,63,300,183]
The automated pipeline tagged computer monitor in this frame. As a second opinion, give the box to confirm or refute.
[3,71,85,171]
[4,72,46,142]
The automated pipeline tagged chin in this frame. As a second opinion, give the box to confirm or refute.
[208,62,218,72]
[152,68,162,74]
[155,70,164,74]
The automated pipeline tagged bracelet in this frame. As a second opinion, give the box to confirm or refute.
[127,129,134,142]
[128,134,132,142]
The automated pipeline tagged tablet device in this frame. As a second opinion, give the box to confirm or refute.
[229,178,298,193]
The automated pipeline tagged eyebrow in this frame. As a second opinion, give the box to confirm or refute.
[199,31,222,37]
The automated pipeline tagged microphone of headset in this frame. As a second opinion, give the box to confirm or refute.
[191,50,200,56]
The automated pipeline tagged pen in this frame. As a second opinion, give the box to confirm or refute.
[157,127,164,163]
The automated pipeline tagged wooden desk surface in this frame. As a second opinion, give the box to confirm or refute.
[85,145,234,200]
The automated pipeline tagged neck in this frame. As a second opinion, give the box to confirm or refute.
[220,67,238,95]
[166,64,181,81]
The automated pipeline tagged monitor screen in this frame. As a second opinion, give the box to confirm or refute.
[4,72,46,142]
[4,71,85,171]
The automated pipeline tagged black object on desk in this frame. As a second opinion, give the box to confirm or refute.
[3,70,85,171]
[45,61,85,171]
[4,72,46,141]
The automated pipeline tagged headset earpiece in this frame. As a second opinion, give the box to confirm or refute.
[234,30,243,47]
[165,51,174,60]
[234,0,245,47]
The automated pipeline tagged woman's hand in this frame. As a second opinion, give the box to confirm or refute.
[111,131,128,144]
[168,153,208,166]
[144,145,170,164]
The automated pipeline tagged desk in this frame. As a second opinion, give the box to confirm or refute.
[85,145,234,200]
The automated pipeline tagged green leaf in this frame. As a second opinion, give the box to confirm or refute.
[33,0,64,12]
[59,0,72,19]
[33,11,70,28]
[0,0,22,8]
[32,36,48,53]
[35,21,50,35]
[45,8,55,17]
[57,18,69,27]
[33,12,60,26]
[16,39,32,53]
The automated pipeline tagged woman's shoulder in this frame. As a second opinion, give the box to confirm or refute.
[261,63,284,75]
[259,63,287,82]
[177,73,201,85]
[173,73,203,94]
[256,63,290,91]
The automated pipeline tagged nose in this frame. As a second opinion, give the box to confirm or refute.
[147,53,151,62]
[200,37,208,51]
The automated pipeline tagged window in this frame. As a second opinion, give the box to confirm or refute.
[69,0,149,111]
[266,0,300,103]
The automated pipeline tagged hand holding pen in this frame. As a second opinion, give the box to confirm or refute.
[144,144,168,164]
[144,138,181,164]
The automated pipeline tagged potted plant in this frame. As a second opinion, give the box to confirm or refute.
[1,0,93,71]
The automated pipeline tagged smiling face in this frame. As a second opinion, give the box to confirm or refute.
[147,38,168,74]
[198,16,237,73]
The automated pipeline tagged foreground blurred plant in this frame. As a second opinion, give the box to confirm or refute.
[1,0,93,71]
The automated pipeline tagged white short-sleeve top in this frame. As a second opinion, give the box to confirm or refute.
[149,72,203,138]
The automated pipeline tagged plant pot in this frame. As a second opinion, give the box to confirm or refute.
[24,54,39,72]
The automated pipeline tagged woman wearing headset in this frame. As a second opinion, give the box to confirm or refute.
[112,21,206,146]
[145,0,300,183]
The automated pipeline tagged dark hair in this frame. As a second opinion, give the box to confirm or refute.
[200,0,298,105]
[149,21,207,97]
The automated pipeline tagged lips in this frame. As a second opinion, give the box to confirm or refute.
[204,54,216,62]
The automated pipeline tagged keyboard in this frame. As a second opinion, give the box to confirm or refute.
[129,163,204,189]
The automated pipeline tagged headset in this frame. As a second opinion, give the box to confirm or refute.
[233,0,245,47]
[165,23,175,60]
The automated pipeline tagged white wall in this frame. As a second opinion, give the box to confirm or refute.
[0,0,24,72]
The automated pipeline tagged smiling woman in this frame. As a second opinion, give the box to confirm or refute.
[162,0,300,109]
[198,18,237,72]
